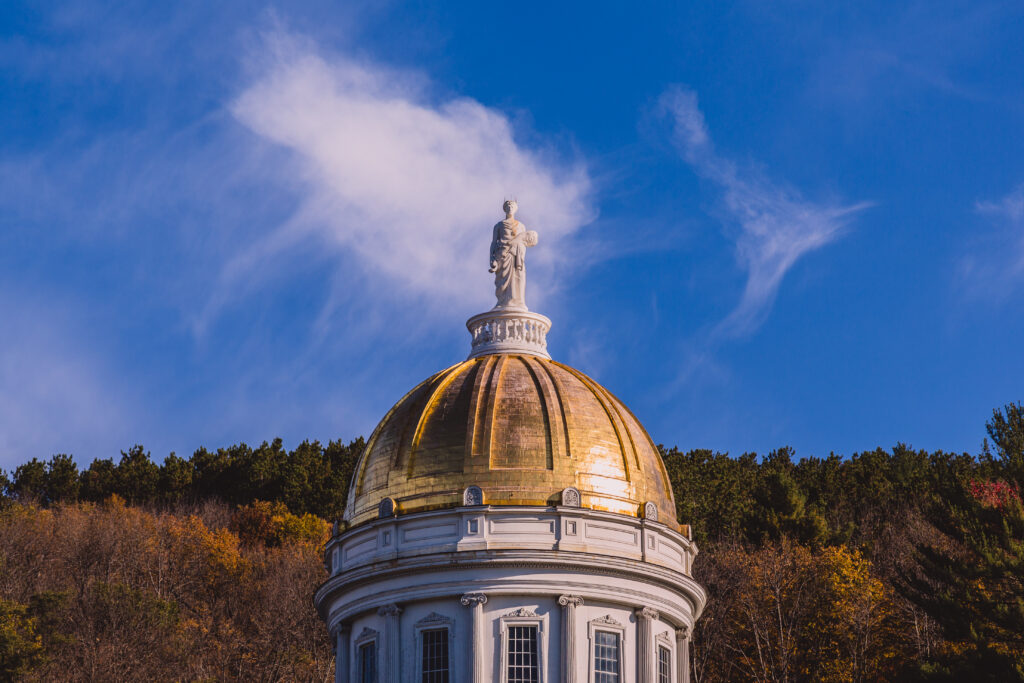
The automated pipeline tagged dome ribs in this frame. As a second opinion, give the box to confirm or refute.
[551,361,633,481]
[532,356,572,463]
[344,355,680,530]
[489,356,551,471]
[346,365,453,519]
[520,357,555,470]
[479,355,507,469]
[466,355,499,464]
[407,361,474,479]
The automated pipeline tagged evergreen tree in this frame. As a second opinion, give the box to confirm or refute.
[905,403,1024,680]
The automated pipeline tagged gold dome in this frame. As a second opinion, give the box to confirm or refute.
[345,353,681,531]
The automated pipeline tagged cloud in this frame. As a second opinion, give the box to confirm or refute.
[660,86,871,338]
[961,184,1024,295]
[222,31,592,323]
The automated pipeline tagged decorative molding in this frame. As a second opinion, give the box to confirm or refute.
[355,626,378,643]
[656,630,673,646]
[591,614,623,628]
[463,485,483,506]
[643,501,659,522]
[377,603,402,617]
[378,497,395,519]
[498,610,549,683]
[557,595,584,608]
[460,593,488,607]
[637,606,660,621]
[561,487,581,507]
[676,624,691,640]
[415,612,453,628]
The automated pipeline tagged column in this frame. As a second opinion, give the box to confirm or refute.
[460,593,488,683]
[635,607,659,683]
[378,604,402,682]
[676,625,691,683]
[333,623,350,683]
[558,595,584,683]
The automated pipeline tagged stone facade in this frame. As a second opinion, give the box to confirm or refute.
[317,505,704,682]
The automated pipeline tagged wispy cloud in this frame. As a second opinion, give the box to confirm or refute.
[960,184,1024,297]
[219,30,592,326]
[659,86,871,338]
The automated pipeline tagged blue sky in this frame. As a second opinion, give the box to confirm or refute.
[1,1,1023,469]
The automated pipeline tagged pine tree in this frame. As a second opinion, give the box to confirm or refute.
[906,403,1024,680]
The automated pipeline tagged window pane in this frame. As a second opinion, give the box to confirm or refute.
[359,642,377,683]
[422,628,450,683]
[594,631,620,683]
[507,625,539,683]
[658,645,672,683]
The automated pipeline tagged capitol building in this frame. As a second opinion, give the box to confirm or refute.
[315,201,706,682]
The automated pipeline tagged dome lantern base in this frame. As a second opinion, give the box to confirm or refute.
[466,309,552,359]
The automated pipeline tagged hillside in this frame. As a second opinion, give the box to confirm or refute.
[2,407,1022,682]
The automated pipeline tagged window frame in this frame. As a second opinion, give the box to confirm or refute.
[587,615,626,683]
[353,627,379,683]
[414,613,456,683]
[656,632,675,683]
[499,608,548,683]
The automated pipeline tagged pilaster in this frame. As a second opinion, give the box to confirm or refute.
[558,595,584,683]
[676,625,691,683]
[378,604,402,681]
[636,607,659,683]
[333,623,350,683]
[461,593,489,683]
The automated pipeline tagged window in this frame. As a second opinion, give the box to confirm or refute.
[588,615,625,683]
[658,644,672,683]
[507,625,539,683]
[500,609,547,683]
[593,631,620,683]
[358,641,377,683]
[421,628,450,683]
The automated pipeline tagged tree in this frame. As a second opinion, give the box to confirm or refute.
[45,454,80,503]
[114,446,160,504]
[906,403,1024,680]
[0,598,46,678]
[11,458,47,501]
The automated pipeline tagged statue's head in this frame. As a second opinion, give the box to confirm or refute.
[503,199,518,215]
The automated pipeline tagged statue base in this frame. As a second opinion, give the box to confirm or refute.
[466,309,552,359]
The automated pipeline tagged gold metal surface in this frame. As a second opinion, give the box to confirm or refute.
[344,354,681,530]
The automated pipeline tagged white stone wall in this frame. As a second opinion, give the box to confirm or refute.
[319,506,704,682]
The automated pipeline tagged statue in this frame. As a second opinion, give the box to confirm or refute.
[489,199,538,310]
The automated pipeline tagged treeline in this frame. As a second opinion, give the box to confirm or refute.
[662,404,1024,682]
[0,437,363,520]
[1,407,1022,681]
[0,497,332,681]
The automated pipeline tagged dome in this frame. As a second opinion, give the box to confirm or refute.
[344,353,680,531]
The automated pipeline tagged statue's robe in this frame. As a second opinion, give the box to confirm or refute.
[489,219,529,309]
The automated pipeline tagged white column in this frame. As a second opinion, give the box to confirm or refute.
[676,625,691,683]
[334,624,350,683]
[558,595,584,683]
[378,604,402,681]
[460,593,488,683]
[636,607,659,683]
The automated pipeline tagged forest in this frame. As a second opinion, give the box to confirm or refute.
[1,404,1022,682]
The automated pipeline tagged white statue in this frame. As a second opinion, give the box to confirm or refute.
[489,199,538,310]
